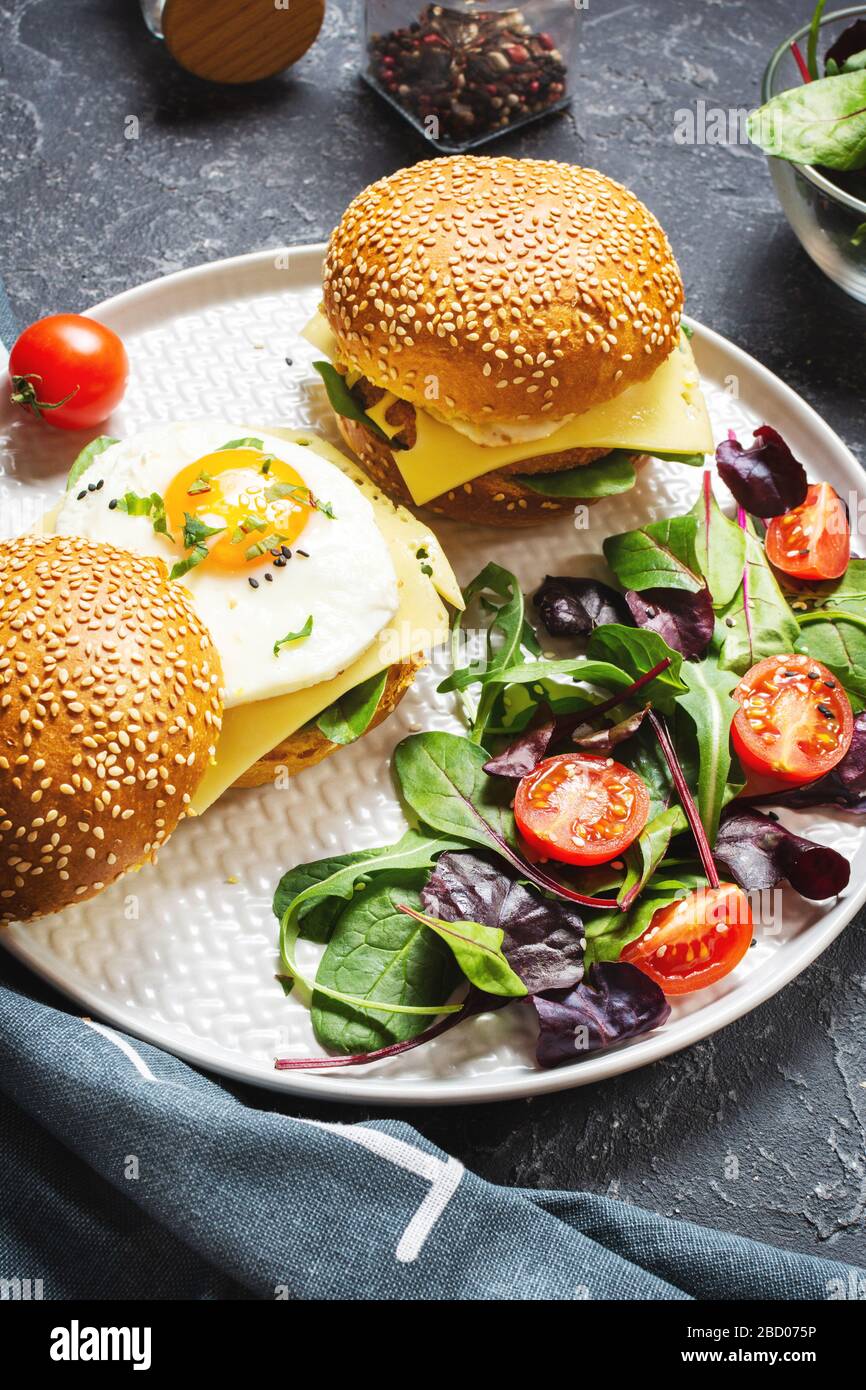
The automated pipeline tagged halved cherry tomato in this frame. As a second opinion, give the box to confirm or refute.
[8,314,128,430]
[765,483,850,581]
[514,752,650,867]
[731,654,853,786]
[622,883,753,995]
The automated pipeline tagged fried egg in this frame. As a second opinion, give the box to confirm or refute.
[54,422,400,707]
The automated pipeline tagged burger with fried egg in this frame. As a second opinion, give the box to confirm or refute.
[306,156,713,525]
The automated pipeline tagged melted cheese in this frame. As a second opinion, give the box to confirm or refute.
[45,427,461,814]
[303,311,713,506]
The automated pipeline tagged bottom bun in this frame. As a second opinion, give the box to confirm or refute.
[335,415,611,527]
[231,655,424,788]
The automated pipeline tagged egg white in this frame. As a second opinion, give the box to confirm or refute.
[54,422,400,708]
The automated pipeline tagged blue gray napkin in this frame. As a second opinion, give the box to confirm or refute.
[0,283,862,1302]
[0,953,862,1301]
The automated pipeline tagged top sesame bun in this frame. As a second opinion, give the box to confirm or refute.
[0,535,224,924]
[322,156,685,429]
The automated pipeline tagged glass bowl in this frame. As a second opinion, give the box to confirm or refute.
[762,6,866,304]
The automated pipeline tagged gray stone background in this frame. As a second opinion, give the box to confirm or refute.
[0,0,863,1269]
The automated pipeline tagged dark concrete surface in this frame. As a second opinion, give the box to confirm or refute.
[0,0,864,1270]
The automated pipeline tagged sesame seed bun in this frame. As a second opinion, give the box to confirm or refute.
[0,535,224,924]
[322,156,685,430]
[232,654,424,787]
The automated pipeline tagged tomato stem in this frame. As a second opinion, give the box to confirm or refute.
[10,373,80,420]
[648,710,720,890]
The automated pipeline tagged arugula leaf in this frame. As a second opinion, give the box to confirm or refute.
[675,659,740,844]
[274,616,313,656]
[690,475,746,607]
[398,904,527,998]
[450,655,634,695]
[603,515,704,593]
[66,436,118,491]
[115,491,173,540]
[714,524,800,675]
[748,70,866,171]
[515,450,637,498]
[316,669,389,746]
[311,880,461,1054]
[439,562,525,741]
[312,361,406,449]
[220,436,265,451]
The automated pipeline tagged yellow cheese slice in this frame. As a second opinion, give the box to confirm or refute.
[44,428,462,814]
[303,311,713,506]
[189,428,461,811]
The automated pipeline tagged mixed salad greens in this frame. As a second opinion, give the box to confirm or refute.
[750,1,866,199]
[273,424,866,1073]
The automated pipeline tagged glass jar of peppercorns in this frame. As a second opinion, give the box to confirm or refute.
[364,1,579,151]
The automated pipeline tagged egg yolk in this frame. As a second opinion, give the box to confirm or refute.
[164,448,314,572]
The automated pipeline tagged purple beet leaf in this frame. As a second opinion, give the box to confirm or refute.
[714,808,850,900]
[483,704,556,779]
[826,19,866,71]
[533,575,631,638]
[716,425,808,518]
[422,850,584,993]
[573,704,650,754]
[533,961,670,1068]
[625,585,715,659]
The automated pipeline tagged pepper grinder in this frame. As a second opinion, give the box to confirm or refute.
[141,0,325,84]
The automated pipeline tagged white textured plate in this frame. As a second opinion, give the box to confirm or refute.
[2,246,865,1106]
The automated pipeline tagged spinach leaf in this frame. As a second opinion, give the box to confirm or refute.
[689,474,746,607]
[311,879,461,1053]
[586,625,686,711]
[276,827,471,948]
[714,524,800,675]
[399,905,527,998]
[515,450,637,498]
[66,435,118,491]
[394,732,515,849]
[675,659,740,844]
[603,515,703,593]
[617,806,684,911]
[748,70,866,171]
[316,669,388,746]
[312,361,406,449]
[439,562,525,741]
[795,610,866,699]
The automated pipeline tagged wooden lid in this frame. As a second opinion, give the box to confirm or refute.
[162,0,325,84]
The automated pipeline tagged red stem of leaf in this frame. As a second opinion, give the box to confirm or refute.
[647,710,720,889]
[790,40,813,83]
[554,657,673,738]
